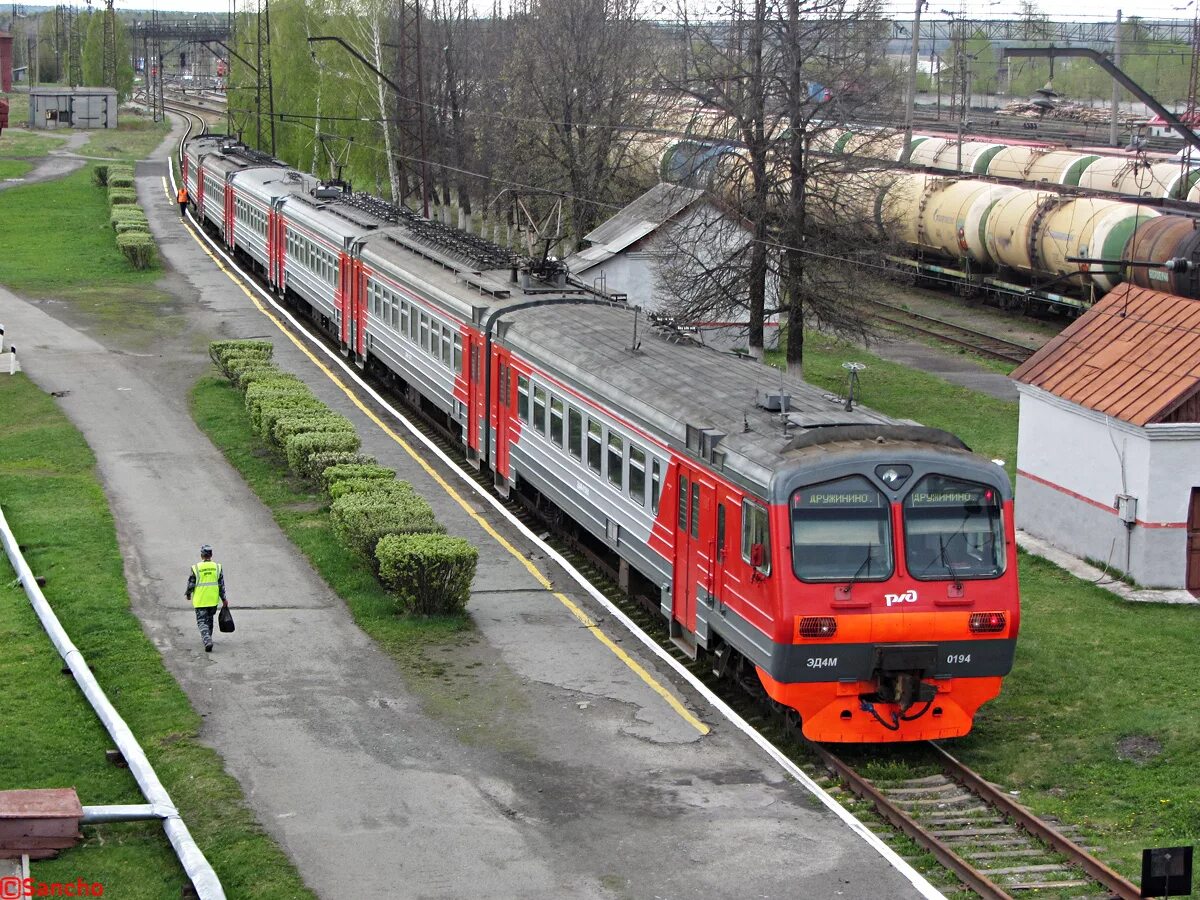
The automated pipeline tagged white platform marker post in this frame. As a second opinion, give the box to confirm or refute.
[0,323,6,354]
[8,345,16,376]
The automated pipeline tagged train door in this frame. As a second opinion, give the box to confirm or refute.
[339,252,354,354]
[223,179,235,246]
[196,168,204,213]
[463,334,482,455]
[491,355,513,477]
[1187,487,1200,597]
[673,461,714,634]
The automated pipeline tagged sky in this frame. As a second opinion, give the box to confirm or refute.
[110,0,1198,25]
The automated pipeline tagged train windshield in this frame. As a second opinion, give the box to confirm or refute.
[903,475,1005,580]
[791,476,893,582]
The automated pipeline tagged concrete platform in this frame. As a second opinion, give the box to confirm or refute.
[0,121,939,897]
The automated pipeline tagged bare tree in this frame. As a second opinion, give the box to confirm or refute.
[659,0,902,370]
[498,0,660,244]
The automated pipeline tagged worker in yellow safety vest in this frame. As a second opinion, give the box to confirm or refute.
[186,544,228,652]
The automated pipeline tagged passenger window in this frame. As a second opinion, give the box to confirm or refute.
[408,305,418,342]
[651,460,662,513]
[430,319,441,359]
[690,482,700,539]
[390,300,399,330]
[441,325,452,366]
[587,420,602,473]
[533,385,547,433]
[400,301,409,335]
[550,397,564,446]
[607,432,624,489]
[453,334,463,373]
[568,408,583,459]
[741,499,771,575]
[517,375,529,422]
[677,475,689,531]
[419,314,430,352]
[629,444,646,507]
[716,504,726,562]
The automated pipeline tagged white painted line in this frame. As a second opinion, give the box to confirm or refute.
[167,158,946,900]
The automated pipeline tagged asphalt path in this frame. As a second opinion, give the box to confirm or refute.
[1,119,935,899]
[0,131,90,191]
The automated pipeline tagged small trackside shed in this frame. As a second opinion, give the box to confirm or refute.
[1011,283,1200,592]
[28,86,117,129]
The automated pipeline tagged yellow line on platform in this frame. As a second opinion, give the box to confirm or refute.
[179,209,709,735]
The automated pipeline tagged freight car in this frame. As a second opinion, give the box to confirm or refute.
[184,137,1021,743]
[661,138,1200,311]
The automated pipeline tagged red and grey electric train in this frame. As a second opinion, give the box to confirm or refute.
[183,136,1020,742]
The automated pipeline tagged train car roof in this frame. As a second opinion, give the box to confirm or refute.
[282,191,378,245]
[358,222,591,325]
[234,167,317,203]
[496,302,912,489]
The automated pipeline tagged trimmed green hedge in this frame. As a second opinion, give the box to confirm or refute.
[107,174,135,190]
[330,489,443,560]
[328,477,415,501]
[285,430,362,478]
[115,220,150,235]
[376,533,478,615]
[116,232,157,269]
[272,411,355,448]
[108,188,138,206]
[320,463,397,493]
[211,340,275,367]
[305,452,376,484]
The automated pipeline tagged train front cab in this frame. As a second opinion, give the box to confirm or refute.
[756,447,1019,743]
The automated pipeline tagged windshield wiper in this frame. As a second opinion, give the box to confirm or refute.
[839,543,875,596]
[938,535,963,590]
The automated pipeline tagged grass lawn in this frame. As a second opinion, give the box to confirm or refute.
[0,127,66,157]
[2,89,31,123]
[189,377,485,720]
[78,112,171,161]
[0,374,314,898]
[0,159,32,179]
[0,165,179,348]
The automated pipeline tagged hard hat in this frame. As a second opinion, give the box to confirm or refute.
[200,544,213,556]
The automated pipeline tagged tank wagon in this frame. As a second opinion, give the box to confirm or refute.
[661,138,1200,311]
[184,136,1022,743]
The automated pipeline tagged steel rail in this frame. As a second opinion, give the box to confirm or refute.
[808,742,1014,899]
[930,743,1142,900]
[864,300,1037,364]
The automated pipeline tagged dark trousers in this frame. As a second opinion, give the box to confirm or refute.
[195,605,217,646]
[179,201,188,218]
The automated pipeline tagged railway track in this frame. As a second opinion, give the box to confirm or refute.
[177,131,1135,899]
[865,298,1039,365]
[811,742,1141,899]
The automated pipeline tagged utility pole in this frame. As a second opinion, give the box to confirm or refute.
[1110,9,1122,147]
[900,0,926,163]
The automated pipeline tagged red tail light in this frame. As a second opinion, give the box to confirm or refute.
[969,612,1006,634]
[799,616,837,638]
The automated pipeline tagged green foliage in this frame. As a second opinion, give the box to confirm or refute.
[107,188,138,206]
[285,430,362,479]
[271,411,355,449]
[247,390,323,440]
[92,164,111,187]
[320,463,398,493]
[234,364,285,391]
[115,232,156,269]
[114,220,149,235]
[107,173,135,190]
[376,533,478,615]
[80,9,135,99]
[221,352,276,384]
[330,489,443,560]
[329,477,414,501]
[304,452,377,484]
[210,339,274,367]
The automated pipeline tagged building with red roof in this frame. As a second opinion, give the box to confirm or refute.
[1011,283,1200,592]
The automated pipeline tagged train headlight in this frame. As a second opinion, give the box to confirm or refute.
[798,616,837,638]
[968,612,1006,634]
